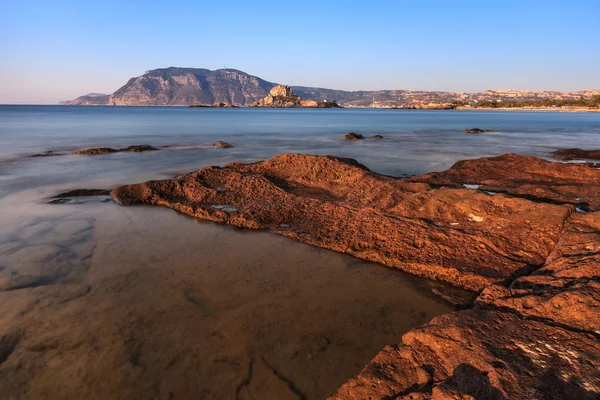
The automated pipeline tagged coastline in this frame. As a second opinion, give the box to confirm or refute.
[1,107,600,399]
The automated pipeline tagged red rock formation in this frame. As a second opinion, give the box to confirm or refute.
[412,153,600,211]
[331,310,600,399]
[108,153,600,398]
[332,212,600,399]
[111,154,572,292]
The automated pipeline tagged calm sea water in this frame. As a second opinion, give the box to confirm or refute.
[1,106,599,194]
[1,106,599,397]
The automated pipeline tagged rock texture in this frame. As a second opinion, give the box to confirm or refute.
[111,153,574,292]
[343,132,365,140]
[252,85,341,108]
[552,148,600,161]
[412,153,600,211]
[71,145,158,155]
[332,212,600,399]
[105,152,600,399]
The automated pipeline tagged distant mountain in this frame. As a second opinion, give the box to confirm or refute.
[63,67,600,107]
[65,68,276,106]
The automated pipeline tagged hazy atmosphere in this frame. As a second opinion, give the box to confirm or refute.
[1,0,599,104]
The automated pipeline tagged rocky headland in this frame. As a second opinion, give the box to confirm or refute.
[50,152,600,398]
[252,85,341,108]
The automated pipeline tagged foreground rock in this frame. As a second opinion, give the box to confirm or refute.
[477,212,600,333]
[552,148,600,161]
[332,310,600,399]
[65,152,600,397]
[111,153,573,292]
[252,85,341,108]
[71,145,158,155]
[332,212,600,399]
[412,153,600,211]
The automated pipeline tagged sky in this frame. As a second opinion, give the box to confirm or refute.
[1,0,599,104]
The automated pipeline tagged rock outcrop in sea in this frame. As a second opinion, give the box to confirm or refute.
[67,152,600,398]
[71,145,158,155]
[252,85,341,108]
[552,148,600,161]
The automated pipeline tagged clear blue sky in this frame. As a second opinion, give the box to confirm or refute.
[1,0,599,104]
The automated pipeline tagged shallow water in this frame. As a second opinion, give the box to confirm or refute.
[1,106,599,398]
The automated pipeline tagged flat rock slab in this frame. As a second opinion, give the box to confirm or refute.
[331,310,600,399]
[477,212,600,334]
[332,212,600,399]
[412,153,600,211]
[110,154,572,292]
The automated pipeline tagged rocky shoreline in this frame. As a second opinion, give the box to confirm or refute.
[48,152,600,397]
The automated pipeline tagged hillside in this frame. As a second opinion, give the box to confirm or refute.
[65,68,276,106]
[64,67,600,107]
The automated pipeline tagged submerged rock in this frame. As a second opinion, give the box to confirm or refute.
[110,153,573,292]
[463,128,497,133]
[552,148,600,161]
[371,135,384,139]
[343,132,364,140]
[71,147,118,155]
[71,145,158,155]
[52,189,110,198]
[48,189,111,204]
[29,151,63,157]
[214,141,233,148]
[119,145,158,152]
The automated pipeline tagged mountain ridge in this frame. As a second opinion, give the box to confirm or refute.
[63,67,600,107]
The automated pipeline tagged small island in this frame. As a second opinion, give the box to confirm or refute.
[252,85,342,108]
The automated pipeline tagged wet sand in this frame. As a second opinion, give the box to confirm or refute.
[0,201,453,399]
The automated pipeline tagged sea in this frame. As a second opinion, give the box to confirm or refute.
[1,106,599,398]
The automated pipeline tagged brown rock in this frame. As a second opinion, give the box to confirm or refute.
[476,212,600,333]
[119,145,158,152]
[214,141,233,148]
[463,128,497,133]
[412,153,600,211]
[269,85,293,97]
[111,153,571,292]
[552,148,600,161]
[53,189,111,198]
[71,145,158,155]
[343,132,364,140]
[331,310,600,399]
[371,135,384,139]
[71,147,118,155]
